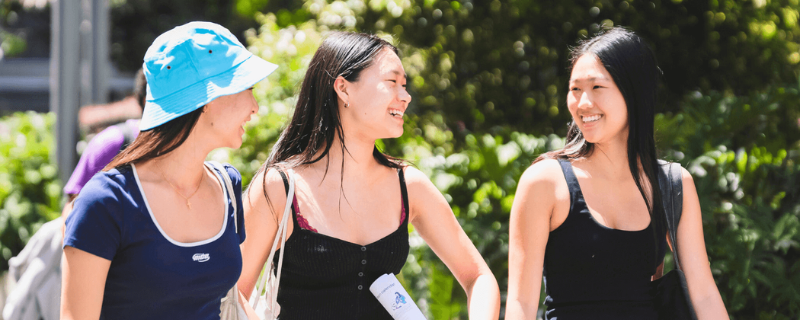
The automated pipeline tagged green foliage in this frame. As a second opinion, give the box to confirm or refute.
[688,146,800,317]
[657,85,800,161]
[428,264,459,320]
[0,29,26,59]
[0,112,61,271]
[107,0,304,72]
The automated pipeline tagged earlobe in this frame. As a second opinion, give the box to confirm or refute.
[333,76,350,106]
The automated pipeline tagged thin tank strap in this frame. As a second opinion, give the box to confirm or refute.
[277,170,300,228]
[398,168,409,224]
[557,159,582,204]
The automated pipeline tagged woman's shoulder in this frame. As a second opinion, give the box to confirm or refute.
[80,166,134,197]
[399,166,440,192]
[519,158,566,187]
[400,165,425,182]
[247,166,291,199]
[70,167,135,221]
[208,162,242,186]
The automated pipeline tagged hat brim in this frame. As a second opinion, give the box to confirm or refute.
[139,55,278,131]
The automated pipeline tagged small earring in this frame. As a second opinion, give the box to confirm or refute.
[344,102,349,108]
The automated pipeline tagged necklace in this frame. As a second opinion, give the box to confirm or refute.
[156,161,204,209]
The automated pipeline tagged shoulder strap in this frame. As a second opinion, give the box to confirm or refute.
[278,170,290,194]
[397,168,409,222]
[657,160,684,270]
[206,161,238,233]
[557,158,581,206]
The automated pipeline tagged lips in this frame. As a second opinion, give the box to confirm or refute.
[389,108,404,118]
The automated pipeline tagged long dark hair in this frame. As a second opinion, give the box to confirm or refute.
[103,107,204,171]
[252,32,404,209]
[536,27,666,265]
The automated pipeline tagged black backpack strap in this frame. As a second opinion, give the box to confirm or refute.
[658,160,684,270]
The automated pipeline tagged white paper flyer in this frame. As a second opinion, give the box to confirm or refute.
[369,273,427,320]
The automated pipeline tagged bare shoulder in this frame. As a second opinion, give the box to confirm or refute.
[513,158,569,222]
[679,166,695,184]
[518,158,564,189]
[401,165,434,189]
[244,167,290,217]
[400,166,445,219]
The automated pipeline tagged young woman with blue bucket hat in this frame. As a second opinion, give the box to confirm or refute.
[61,21,277,319]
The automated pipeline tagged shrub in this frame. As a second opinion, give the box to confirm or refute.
[0,111,61,271]
[688,146,800,318]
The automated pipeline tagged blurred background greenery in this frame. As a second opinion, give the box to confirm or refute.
[2,0,800,319]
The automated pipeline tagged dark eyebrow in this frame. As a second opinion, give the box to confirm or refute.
[389,70,408,81]
[569,76,609,84]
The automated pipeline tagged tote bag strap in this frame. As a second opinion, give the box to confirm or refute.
[250,168,294,312]
[206,161,239,233]
[657,160,684,270]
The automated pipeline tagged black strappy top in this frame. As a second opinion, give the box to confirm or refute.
[273,169,410,320]
[542,159,667,319]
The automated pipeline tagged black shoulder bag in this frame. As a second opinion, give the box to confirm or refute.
[653,161,699,320]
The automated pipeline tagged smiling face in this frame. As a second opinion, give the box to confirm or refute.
[567,53,629,145]
[337,47,411,141]
[199,88,258,149]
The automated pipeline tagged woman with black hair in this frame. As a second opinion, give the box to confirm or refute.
[505,27,728,319]
[238,31,501,319]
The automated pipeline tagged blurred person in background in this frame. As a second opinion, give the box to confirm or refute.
[505,27,728,319]
[60,69,147,218]
[3,70,146,320]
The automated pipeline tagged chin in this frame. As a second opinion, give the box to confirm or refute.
[581,133,602,144]
[388,128,404,139]
[228,138,244,149]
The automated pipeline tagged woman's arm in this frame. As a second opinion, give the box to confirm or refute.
[61,247,111,320]
[404,167,500,320]
[505,160,560,320]
[676,168,729,319]
[238,168,289,298]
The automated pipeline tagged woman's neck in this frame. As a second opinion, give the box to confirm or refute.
[144,134,211,189]
[585,133,631,180]
[307,132,380,179]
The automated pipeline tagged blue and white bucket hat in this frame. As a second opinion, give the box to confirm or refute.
[139,21,278,131]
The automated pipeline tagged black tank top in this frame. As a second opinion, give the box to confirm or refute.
[542,159,667,319]
[274,169,410,320]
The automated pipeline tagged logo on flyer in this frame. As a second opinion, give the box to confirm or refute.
[392,292,407,310]
[192,253,210,262]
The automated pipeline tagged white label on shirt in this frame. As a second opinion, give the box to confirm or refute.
[192,253,210,262]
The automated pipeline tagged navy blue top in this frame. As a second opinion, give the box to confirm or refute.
[542,159,667,320]
[63,163,245,320]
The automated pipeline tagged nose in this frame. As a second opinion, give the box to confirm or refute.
[577,92,593,110]
[249,93,258,114]
[398,86,411,103]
